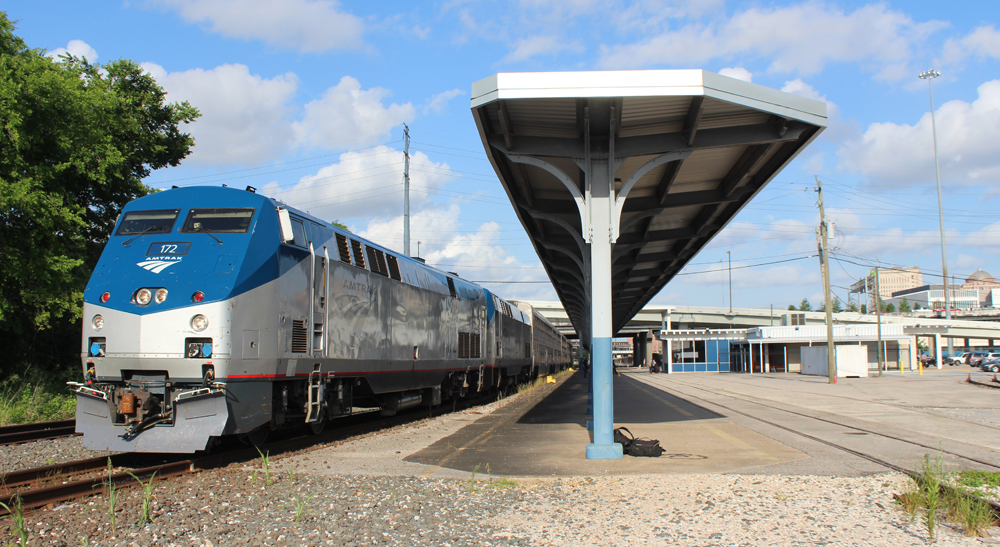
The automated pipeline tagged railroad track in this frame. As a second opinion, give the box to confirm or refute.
[638,374,1000,516]
[0,419,77,446]
[0,393,495,517]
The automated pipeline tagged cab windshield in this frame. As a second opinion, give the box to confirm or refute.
[114,209,180,236]
[181,208,255,234]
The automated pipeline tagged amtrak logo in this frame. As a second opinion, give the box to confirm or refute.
[137,257,181,273]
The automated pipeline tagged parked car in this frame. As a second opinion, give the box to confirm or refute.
[919,354,936,366]
[981,358,1000,373]
[955,352,972,366]
[966,351,990,365]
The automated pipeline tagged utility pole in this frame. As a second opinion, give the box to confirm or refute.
[875,261,884,376]
[403,124,411,256]
[727,250,732,314]
[816,177,836,384]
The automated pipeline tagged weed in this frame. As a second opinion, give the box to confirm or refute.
[255,447,272,486]
[0,495,28,547]
[956,470,1000,489]
[955,493,994,537]
[487,477,518,489]
[774,492,790,502]
[105,459,119,533]
[293,493,316,522]
[125,470,158,526]
[920,455,943,541]
[287,464,294,485]
[80,537,88,547]
[250,469,258,487]
[391,489,397,504]
[467,463,481,491]
[898,475,923,522]
[0,369,76,426]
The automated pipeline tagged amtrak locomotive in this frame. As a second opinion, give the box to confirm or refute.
[74,186,571,453]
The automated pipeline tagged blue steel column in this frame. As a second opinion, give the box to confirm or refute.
[586,155,622,459]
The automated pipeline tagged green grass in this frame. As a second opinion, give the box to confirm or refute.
[897,455,998,539]
[0,369,77,425]
[956,470,1000,489]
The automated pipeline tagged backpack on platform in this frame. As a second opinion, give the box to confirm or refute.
[613,427,664,457]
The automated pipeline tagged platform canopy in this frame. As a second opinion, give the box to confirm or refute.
[471,70,826,343]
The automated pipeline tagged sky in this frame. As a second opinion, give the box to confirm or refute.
[10,0,1000,314]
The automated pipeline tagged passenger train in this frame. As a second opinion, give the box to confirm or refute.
[74,186,571,453]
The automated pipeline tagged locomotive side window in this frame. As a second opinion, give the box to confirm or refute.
[181,208,255,234]
[114,209,180,236]
[289,219,307,247]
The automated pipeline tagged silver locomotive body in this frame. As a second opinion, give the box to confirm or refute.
[76,187,563,453]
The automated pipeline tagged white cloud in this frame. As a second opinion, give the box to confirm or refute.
[943,25,1000,64]
[599,3,945,77]
[46,39,98,62]
[680,259,813,291]
[143,63,299,165]
[782,78,856,143]
[839,79,1000,186]
[612,0,723,31]
[781,78,823,101]
[154,0,364,52]
[261,145,451,222]
[424,88,464,114]
[718,67,752,82]
[355,205,554,300]
[293,76,415,150]
[500,35,584,64]
[143,64,414,165]
[961,221,1000,250]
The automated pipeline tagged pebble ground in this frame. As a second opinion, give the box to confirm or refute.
[3,389,999,546]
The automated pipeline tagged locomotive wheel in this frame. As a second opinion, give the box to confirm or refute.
[308,415,326,435]
[239,425,270,448]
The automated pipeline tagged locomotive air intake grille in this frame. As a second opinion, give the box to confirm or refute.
[292,320,309,354]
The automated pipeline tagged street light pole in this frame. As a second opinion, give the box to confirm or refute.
[920,68,951,368]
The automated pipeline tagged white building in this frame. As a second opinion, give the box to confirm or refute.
[887,284,980,310]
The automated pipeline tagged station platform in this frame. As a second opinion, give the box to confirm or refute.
[405,370,807,476]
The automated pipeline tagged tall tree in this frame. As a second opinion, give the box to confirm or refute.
[798,298,812,311]
[899,298,911,313]
[0,13,199,369]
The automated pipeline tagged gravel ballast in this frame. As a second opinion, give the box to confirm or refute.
[3,387,999,545]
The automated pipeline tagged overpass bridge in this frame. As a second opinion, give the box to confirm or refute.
[524,301,1000,342]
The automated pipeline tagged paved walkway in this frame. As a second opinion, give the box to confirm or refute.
[406,368,1000,477]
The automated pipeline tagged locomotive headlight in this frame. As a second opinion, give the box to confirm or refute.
[92,315,104,331]
[191,314,209,332]
[154,288,168,304]
[135,288,152,306]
